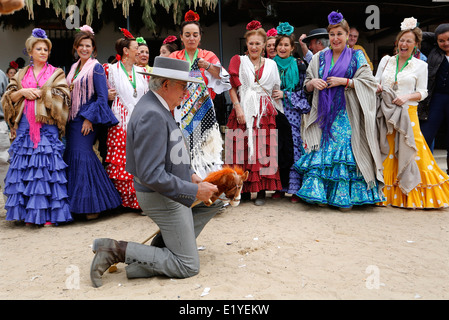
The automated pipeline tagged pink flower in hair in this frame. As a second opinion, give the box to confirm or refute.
[79,25,94,35]
[266,28,277,38]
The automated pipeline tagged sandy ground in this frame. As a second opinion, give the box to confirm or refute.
[1,152,448,301]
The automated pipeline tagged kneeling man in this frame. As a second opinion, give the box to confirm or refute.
[90,57,221,287]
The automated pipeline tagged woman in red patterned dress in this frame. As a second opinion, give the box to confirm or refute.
[103,29,148,210]
[225,21,283,206]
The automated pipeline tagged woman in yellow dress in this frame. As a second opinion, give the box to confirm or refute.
[375,17,449,208]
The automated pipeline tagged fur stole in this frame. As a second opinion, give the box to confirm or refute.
[1,65,71,137]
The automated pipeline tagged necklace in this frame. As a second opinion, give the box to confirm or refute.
[250,55,262,82]
[184,49,199,69]
[120,61,137,97]
[69,62,82,92]
[73,63,82,80]
[32,63,48,89]
[393,54,412,91]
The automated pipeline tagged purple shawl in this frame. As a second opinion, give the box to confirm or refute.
[317,47,354,141]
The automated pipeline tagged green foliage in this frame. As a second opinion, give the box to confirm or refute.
[18,0,218,33]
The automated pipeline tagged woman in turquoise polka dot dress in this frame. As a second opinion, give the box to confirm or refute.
[294,11,385,210]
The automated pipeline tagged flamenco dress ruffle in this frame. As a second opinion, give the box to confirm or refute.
[294,110,385,208]
[106,125,140,209]
[4,116,72,225]
[64,100,122,214]
[378,105,449,208]
[226,102,282,193]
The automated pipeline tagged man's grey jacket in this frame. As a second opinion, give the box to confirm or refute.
[125,90,198,207]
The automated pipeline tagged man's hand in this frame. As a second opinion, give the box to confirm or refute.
[196,182,218,202]
[191,173,203,184]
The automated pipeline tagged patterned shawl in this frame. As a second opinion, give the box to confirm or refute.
[66,57,99,120]
[178,58,223,179]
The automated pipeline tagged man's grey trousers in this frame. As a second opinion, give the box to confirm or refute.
[125,191,222,279]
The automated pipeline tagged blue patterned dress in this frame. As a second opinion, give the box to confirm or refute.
[281,60,311,194]
[294,50,384,208]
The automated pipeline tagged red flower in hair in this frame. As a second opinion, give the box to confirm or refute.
[115,54,121,61]
[163,35,177,44]
[184,10,200,22]
[266,28,277,38]
[119,28,134,39]
[9,61,18,69]
[246,20,262,31]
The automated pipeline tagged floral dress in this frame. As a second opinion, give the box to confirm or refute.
[275,58,311,193]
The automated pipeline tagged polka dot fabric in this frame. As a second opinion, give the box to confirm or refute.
[105,123,140,209]
[378,105,449,208]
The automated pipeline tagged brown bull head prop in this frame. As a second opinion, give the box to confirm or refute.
[191,165,249,208]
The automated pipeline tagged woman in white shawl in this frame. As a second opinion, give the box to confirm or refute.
[103,28,148,210]
[225,20,283,206]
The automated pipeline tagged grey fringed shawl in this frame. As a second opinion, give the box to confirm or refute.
[376,87,420,194]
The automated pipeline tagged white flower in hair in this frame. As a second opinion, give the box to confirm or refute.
[400,17,418,31]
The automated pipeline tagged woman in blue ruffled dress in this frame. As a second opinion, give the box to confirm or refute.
[272,22,311,203]
[294,12,384,210]
[1,29,72,225]
[64,26,121,220]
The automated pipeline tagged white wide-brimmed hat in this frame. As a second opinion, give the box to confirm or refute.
[137,56,203,83]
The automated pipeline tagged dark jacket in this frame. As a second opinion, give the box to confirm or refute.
[418,32,447,120]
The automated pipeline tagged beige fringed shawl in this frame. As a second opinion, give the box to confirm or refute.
[302,53,384,191]
[1,66,70,137]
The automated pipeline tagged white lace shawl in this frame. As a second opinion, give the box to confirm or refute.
[238,55,281,157]
[106,62,148,130]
